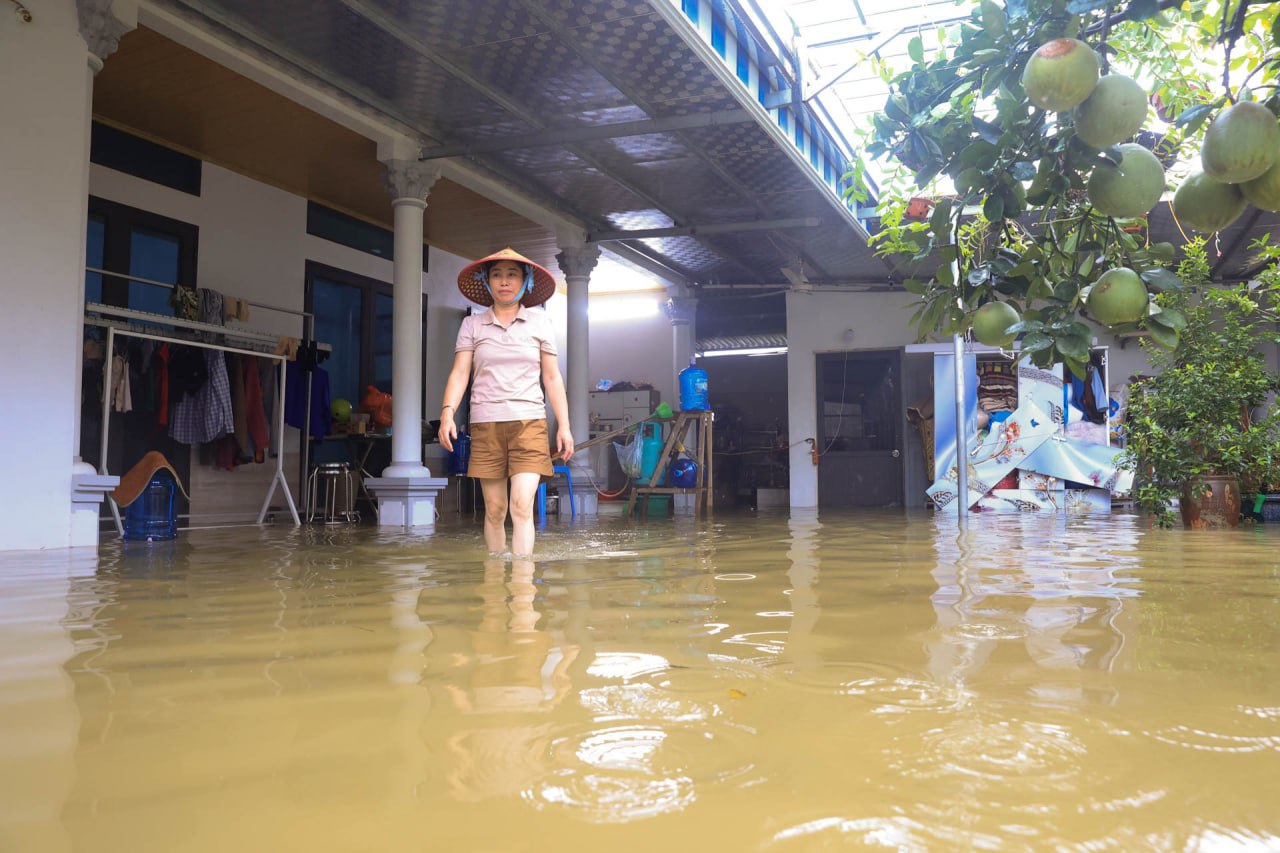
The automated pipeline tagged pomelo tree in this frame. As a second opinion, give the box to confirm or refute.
[857,0,1280,376]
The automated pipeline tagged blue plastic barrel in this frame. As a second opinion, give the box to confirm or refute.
[123,470,177,541]
[669,457,698,488]
[678,358,709,411]
[447,431,471,475]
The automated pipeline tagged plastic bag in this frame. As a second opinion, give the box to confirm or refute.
[613,435,643,479]
[358,385,393,429]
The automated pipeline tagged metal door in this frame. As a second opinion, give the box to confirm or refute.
[816,350,904,507]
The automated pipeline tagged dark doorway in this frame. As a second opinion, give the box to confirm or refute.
[816,349,904,507]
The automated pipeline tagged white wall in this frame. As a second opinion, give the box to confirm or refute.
[786,290,921,507]
[587,292,676,407]
[785,290,1164,507]
[0,5,94,550]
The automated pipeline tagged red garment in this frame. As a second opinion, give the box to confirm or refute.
[242,356,270,453]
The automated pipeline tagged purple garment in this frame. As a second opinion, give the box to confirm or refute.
[171,350,235,444]
[284,362,331,438]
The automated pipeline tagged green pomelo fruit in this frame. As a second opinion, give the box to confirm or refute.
[1173,171,1247,232]
[1022,38,1099,112]
[980,0,1006,38]
[1073,75,1148,148]
[1087,143,1165,217]
[1201,101,1280,184]
[1240,141,1280,211]
[1087,268,1149,327]
[972,301,1021,347]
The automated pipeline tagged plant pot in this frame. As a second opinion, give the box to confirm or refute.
[1179,474,1241,529]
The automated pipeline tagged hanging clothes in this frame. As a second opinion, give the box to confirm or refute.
[171,349,235,445]
[242,355,270,458]
[107,352,132,413]
[284,361,331,438]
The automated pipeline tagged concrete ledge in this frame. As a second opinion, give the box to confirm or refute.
[366,476,449,528]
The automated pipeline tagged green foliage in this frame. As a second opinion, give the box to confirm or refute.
[856,0,1280,371]
[1119,239,1280,525]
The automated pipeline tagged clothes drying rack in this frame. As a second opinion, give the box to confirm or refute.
[85,273,328,533]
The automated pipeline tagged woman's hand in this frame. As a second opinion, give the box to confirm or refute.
[439,411,457,451]
[556,424,574,462]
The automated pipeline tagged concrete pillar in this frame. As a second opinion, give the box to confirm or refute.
[665,284,697,378]
[364,159,447,527]
[555,242,600,515]
[0,0,133,551]
[664,285,697,512]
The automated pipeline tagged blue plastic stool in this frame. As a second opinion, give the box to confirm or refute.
[536,465,576,519]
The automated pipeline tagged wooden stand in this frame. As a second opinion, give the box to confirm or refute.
[627,411,714,517]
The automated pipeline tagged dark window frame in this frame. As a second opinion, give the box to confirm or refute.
[306,201,430,268]
[90,121,202,196]
[87,195,199,311]
[303,260,427,411]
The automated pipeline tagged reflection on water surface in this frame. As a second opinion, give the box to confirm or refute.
[2,511,1279,851]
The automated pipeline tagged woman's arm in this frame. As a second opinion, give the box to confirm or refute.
[541,350,574,461]
[438,349,473,451]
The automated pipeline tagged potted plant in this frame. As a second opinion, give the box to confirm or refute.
[1120,239,1280,528]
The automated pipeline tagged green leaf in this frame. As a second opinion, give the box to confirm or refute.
[930,198,954,241]
[1272,11,1280,46]
[1125,0,1161,21]
[955,167,983,195]
[1010,161,1037,181]
[908,36,924,64]
[1146,322,1180,348]
[1006,320,1045,333]
[935,262,955,286]
[1020,331,1053,353]
[1057,333,1090,361]
[1174,102,1216,127]
[1061,354,1088,380]
[884,95,910,123]
[1140,268,1183,292]
[1149,242,1176,264]
[1153,305,1187,329]
[903,278,929,295]
[983,194,1006,222]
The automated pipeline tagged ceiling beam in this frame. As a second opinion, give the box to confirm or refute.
[590,217,822,242]
[417,110,753,160]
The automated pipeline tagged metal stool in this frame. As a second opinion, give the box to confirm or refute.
[306,462,358,524]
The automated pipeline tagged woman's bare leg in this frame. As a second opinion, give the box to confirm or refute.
[507,472,542,557]
[479,477,509,554]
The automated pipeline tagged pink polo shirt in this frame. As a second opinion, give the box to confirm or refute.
[455,306,558,423]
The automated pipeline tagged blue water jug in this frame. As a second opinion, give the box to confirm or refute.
[669,457,698,488]
[123,470,177,541]
[678,358,709,411]
[447,431,471,475]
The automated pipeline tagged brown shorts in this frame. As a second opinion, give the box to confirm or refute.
[467,419,555,479]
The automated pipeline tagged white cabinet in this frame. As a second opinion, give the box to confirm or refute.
[589,389,661,436]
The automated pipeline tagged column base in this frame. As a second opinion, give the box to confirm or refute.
[366,476,449,528]
[71,472,119,547]
[568,464,598,516]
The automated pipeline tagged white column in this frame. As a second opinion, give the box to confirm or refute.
[382,159,439,478]
[555,243,600,514]
[365,159,448,527]
[0,1,132,551]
